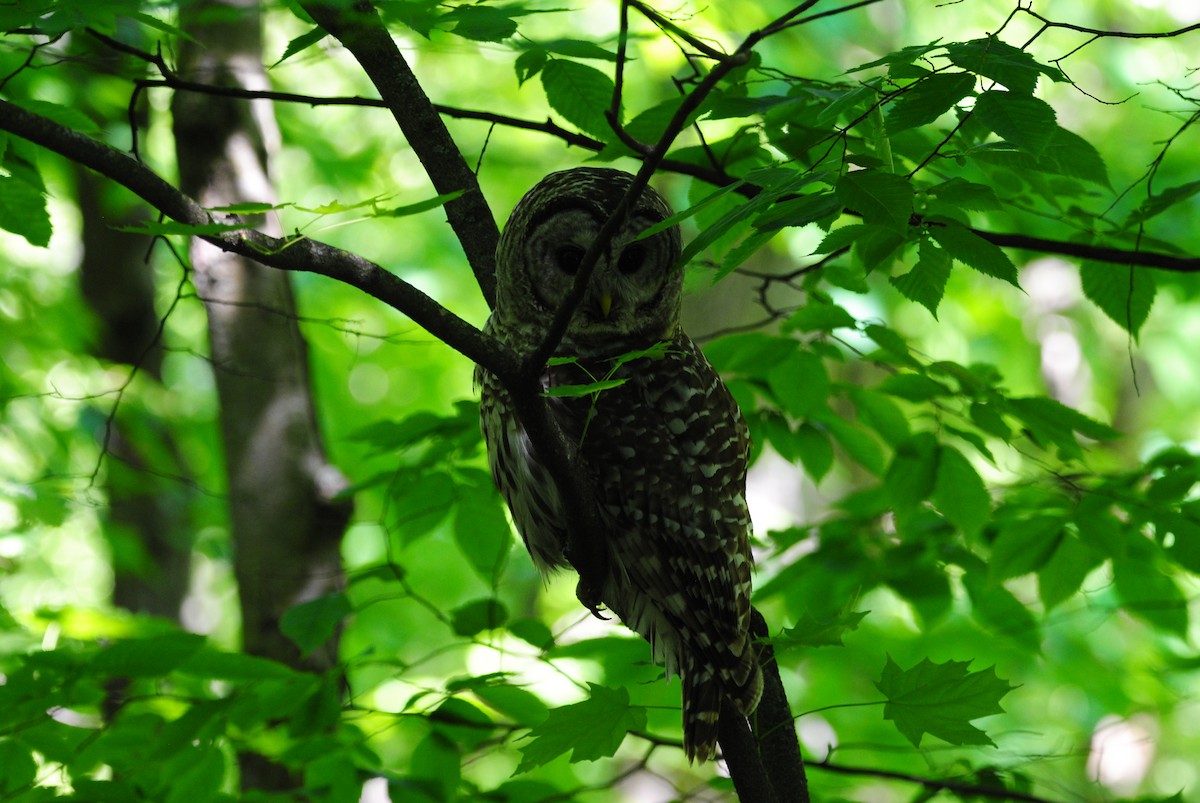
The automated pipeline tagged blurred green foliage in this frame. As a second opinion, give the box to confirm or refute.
[1,1,1199,801]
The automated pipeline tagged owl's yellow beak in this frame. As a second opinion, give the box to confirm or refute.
[599,291,614,318]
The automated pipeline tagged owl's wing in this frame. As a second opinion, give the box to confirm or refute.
[558,336,758,705]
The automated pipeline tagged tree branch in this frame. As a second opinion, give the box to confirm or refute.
[0,98,514,378]
[809,759,1058,803]
[299,0,500,309]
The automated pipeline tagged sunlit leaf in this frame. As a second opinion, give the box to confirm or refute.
[516,684,646,772]
[280,593,352,657]
[1080,261,1156,336]
[973,90,1057,155]
[885,72,976,134]
[541,59,615,140]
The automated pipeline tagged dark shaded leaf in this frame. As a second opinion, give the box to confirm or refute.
[876,656,1012,747]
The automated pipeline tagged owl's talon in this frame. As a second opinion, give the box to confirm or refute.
[576,579,608,619]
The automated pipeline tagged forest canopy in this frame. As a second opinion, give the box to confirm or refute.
[1,1,1199,801]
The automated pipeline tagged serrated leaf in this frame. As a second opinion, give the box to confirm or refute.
[776,607,868,649]
[973,90,1057,155]
[0,174,51,247]
[451,598,508,637]
[946,37,1063,94]
[821,414,886,475]
[444,5,520,41]
[876,656,1012,747]
[754,192,842,230]
[539,38,619,61]
[270,26,327,68]
[541,59,615,140]
[932,446,990,538]
[886,72,976,134]
[836,169,914,232]
[846,40,944,74]
[1080,261,1156,336]
[1043,126,1109,187]
[927,178,1001,211]
[1010,397,1118,458]
[516,684,646,772]
[891,237,952,315]
[814,223,872,254]
[929,220,1019,286]
[280,593,352,657]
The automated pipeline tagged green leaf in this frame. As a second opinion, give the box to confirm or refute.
[885,432,940,509]
[794,423,835,481]
[114,219,249,237]
[542,377,628,397]
[1043,126,1109,187]
[785,301,857,333]
[836,169,914,232]
[846,40,945,74]
[0,738,38,795]
[375,190,466,218]
[270,26,327,68]
[926,178,1002,211]
[848,386,911,446]
[508,618,555,650]
[473,683,550,726]
[444,4,520,41]
[516,684,646,772]
[1114,543,1189,637]
[775,607,868,649]
[813,223,872,254]
[765,350,830,419]
[1009,397,1118,458]
[538,39,620,61]
[932,446,990,538]
[876,656,1012,747]
[891,237,953,315]
[1080,261,1156,336]
[929,220,1019,286]
[885,72,976,134]
[0,174,51,247]
[92,633,207,677]
[754,192,842,230]
[454,470,512,583]
[946,37,1063,94]
[451,598,508,637]
[973,90,1057,155]
[178,648,299,681]
[962,571,1041,650]
[1038,535,1102,611]
[514,47,547,84]
[989,515,1064,581]
[280,593,352,657]
[878,372,951,401]
[1128,180,1200,225]
[541,59,615,140]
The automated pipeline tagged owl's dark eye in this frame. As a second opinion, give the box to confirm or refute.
[617,244,645,275]
[553,245,586,275]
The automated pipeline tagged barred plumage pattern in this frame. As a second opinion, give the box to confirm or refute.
[476,168,762,762]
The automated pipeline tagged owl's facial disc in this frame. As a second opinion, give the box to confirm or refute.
[522,206,680,353]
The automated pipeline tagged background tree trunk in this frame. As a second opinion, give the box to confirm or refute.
[172,0,353,790]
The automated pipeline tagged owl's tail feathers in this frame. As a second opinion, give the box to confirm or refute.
[681,649,764,764]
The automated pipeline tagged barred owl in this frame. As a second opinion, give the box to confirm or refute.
[476,167,761,763]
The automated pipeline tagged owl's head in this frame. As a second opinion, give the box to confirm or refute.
[494,167,683,357]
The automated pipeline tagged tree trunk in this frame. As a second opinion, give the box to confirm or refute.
[172,0,353,790]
